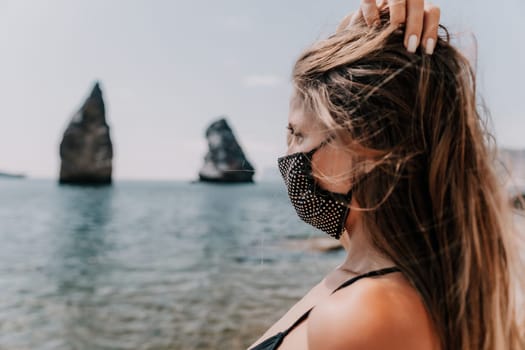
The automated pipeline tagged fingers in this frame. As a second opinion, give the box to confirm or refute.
[358,0,409,28]
[361,0,381,27]
[404,0,424,53]
[351,0,440,55]
[421,2,440,54]
[388,0,406,27]
[376,0,388,9]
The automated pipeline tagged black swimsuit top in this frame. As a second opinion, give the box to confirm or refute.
[248,266,401,350]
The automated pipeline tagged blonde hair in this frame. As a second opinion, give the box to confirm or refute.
[292,9,525,350]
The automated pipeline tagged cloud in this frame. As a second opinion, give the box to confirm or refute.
[242,75,284,88]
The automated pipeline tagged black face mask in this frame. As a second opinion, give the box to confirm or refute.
[277,143,353,240]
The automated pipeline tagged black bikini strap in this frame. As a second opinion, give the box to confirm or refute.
[282,267,400,335]
[282,307,314,336]
[331,266,401,294]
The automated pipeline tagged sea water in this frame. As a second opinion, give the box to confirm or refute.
[0,179,342,350]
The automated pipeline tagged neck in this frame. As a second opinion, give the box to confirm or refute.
[337,215,396,275]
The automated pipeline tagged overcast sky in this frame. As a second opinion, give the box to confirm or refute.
[1,0,524,180]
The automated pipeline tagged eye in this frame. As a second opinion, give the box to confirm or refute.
[287,125,304,141]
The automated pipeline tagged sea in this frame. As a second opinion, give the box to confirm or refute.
[0,179,343,350]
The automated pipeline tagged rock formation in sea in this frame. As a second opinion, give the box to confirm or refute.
[198,117,255,183]
[59,82,113,185]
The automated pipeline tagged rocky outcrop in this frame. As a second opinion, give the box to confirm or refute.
[199,118,255,183]
[59,82,113,185]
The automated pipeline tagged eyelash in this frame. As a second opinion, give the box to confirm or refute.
[287,126,303,139]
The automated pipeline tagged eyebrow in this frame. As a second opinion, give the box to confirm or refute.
[287,122,302,132]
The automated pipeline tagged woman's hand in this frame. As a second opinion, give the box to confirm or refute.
[337,0,441,55]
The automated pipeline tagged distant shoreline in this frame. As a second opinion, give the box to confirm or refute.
[0,172,26,179]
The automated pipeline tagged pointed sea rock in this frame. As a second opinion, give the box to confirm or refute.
[199,117,255,183]
[59,82,113,185]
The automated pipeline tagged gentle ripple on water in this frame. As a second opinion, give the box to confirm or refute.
[0,179,343,349]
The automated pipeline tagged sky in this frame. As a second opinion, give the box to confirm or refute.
[1,0,524,180]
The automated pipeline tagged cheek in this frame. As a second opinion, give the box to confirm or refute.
[286,134,324,156]
[311,147,353,194]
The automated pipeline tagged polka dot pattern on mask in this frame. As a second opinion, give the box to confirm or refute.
[277,146,352,240]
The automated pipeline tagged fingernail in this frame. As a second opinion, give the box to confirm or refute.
[407,34,418,53]
[425,38,435,55]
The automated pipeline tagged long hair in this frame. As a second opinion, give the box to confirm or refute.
[292,9,524,350]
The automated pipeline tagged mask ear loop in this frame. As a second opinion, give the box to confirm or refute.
[303,137,334,194]
[340,169,374,239]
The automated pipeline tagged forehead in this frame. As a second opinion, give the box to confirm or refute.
[288,95,318,130]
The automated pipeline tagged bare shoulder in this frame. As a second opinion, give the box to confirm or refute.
[307,273,440,350]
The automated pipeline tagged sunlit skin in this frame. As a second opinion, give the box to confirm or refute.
[249,1,442,349]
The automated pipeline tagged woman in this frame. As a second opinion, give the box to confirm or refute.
[248,1,524,350]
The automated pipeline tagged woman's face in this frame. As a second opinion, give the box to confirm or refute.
[286,96,354,195]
